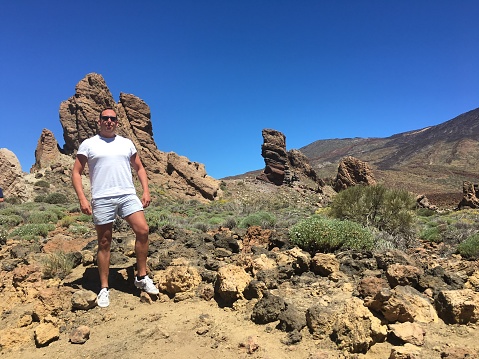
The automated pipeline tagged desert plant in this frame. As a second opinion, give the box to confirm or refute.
[239,211,276,229]
[8,223,55,239]
[329,184,416,238]
[44,192,69,204]
[0,214,23,227]
[27,210,60,224]
[59,215,75,228]
[68,224,91,235]
[289,215,375,253]
[35,180,50,188]
[457,233,479,259]
[42,251,74,279]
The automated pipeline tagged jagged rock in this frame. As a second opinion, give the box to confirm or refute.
[381,285,439,324]
[0,148,28,201]
[457,181,479,209]
[287,149,318,183]
[311,253,340,277]
[388,322,426,346]
[31,129,65,171]
[416,194,438,211]
[257,129,288,185]
[256,129,319,186]
[306,297,387,353]
[332,156,376,192]
[214,264,251,304]
[57,72,219,202]
[155,259,202,295]
[251,292,286,324]
[34,322,59,347]
[386,263,423,288]
[71,289,97,310]
[435,289,479,324]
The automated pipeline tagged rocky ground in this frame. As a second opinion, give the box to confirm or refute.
[1,179,479,359]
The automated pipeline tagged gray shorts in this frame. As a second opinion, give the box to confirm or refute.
[91,194,143,225]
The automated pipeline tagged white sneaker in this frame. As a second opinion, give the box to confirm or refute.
[134,275,159,295]
[97,288,110,308]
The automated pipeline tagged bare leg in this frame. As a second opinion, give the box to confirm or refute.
[124,211,149,277]
[96,223,113,288]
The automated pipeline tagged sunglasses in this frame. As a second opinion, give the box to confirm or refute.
[100,116,118,122]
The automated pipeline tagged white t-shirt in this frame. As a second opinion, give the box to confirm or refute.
[77,135,137,199]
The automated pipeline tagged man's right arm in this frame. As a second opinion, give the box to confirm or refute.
[72,154,92,215]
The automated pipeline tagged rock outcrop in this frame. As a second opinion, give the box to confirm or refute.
[457,181,479,209]
[332,156,376,192]
[31,129,68,172]
[256,129,318,186]
[52,73,219,201]
[0,148,28,201]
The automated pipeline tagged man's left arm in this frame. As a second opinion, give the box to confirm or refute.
[130,153,151,208]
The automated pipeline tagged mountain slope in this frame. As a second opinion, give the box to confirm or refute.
[300,107,479,207]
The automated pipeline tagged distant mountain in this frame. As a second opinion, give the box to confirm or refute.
[300,107,479,207]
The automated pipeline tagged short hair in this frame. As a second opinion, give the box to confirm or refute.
[99,107,116,120]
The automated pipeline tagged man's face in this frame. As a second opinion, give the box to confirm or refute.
[98,109,118,136]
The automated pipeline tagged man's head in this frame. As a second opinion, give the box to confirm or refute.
[98,108,118,138]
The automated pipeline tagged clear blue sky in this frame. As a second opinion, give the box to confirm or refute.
[1,1,479,179]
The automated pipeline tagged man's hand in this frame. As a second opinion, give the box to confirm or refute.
[79,199,92,215]
[141,192,151,208]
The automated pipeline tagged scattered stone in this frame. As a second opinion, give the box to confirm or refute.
[69,325,90,344]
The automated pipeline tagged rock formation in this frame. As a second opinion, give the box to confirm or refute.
[31,129,67,172]
[0,148,28,201]
[332,156,376,192]
[256,129,319,186]
[256,129,288,185]
[49,72,219,201]
[457,181,479,209]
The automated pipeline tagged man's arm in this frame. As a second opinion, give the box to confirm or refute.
[130,153,151,208]
[72,154,92,215]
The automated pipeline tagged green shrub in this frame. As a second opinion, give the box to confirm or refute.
[457,233,479,259]
[68,224,90,235]
[419,226,442,242]
[8,223,55,239]
[239,211,276,229]
[42,252,74,279]
[76,213,92,222]
[59,216,75,228]
[35,180,50,188]
[289,216,374,253]
[27,210,59,224]
[145,210,171,233]
[329,185,416,237]
[44,192,68,204]
[34,195,46,203]
[0,214,23,227]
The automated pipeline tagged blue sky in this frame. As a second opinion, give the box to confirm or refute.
[1,1,479,179]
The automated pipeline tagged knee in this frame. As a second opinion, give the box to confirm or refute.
[135,224,149,240]
[98,237,111,251]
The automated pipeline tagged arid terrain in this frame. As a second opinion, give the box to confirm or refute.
[1,178,479,359]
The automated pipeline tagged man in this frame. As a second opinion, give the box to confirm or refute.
[0,187,4,202]
[72,107,159,308]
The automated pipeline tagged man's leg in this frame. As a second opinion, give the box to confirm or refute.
[96,223,113,288]
[124,211,149,276]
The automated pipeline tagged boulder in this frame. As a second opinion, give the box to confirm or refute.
[306,297,387,353]
[435,289,479,324]
[0,148,28,201]
[332,156,376,192]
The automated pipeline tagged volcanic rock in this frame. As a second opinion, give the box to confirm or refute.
[332,156,376,191]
